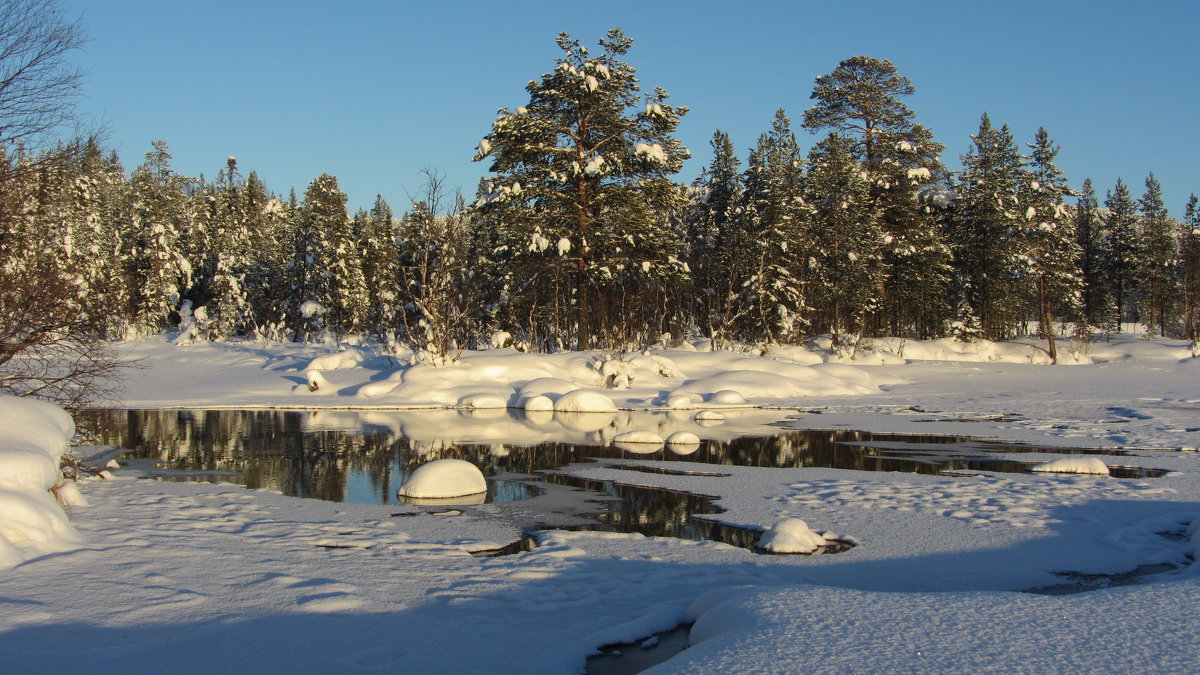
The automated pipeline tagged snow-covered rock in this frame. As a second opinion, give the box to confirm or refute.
[1029,456,1111,475]
[665,394,696,410]
[756,517,828,554]
[397,459,487,499]
[709,389,746,405]
[553,389,617,414]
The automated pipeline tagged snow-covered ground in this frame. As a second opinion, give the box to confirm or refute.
[2,333,1199,673]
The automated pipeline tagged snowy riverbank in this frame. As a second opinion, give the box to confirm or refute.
[3,333,1199,673]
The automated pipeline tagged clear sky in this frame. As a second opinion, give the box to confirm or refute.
[60,0,1199,216]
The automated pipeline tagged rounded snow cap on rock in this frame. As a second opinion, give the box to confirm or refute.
[665,394,695,410]
[521,394,554,412]
[708,389,746,405]
[693,410,726,425]
[553,389,617,414]
[757,517,827,554]
[397,459,487,499]
[1029,456,1110,475]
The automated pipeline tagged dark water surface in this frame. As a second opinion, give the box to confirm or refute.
[74,408,1162,548]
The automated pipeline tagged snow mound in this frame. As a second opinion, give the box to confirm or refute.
[553,389,617,414]
[397,459,487,499]
[457,393,508,409]
[709,389,746,405]
[694,410,726,424]
[0,396,81,568]
[520,394,554,412]
[665,394,696,410]
[1029,457,1111,475]
[756,517,828,554]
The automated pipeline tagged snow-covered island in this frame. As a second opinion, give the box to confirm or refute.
[2,333,1200,673]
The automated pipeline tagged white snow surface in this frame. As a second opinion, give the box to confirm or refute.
[4,332,1200,672]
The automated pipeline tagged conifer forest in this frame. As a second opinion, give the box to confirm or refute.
[4,27,1199,368]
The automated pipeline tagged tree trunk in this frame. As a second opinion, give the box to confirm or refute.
[1039,277,1057,364]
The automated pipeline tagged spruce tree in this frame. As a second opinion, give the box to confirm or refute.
[1136,174,1178,337]
[125,140,193,336]
[1022,127,1082,361]
[1102,178,1139,331]
[1074,178,1110,329]
[803,133,883,343]
[358,194,402,341]
[1179,195,1200,343]
[685,129,746,345]
[473,28,689,350]
[736,110,806,344]
[289,174,365,339]
[950,114,1026,339]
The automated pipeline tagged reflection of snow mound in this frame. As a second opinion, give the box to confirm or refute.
[757,517,827,553]
[666,431,701,454]
[555,411,616,432]
[553,389,617,413]
[397,459,487,499]
[613,431,664,449]
[1030,457,1110,475]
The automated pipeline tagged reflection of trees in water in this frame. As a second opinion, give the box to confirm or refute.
[75,410,1002,504]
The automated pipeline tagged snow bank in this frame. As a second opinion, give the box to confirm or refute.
[0,396,81,568]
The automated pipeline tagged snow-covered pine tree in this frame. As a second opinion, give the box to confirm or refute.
[1074,178,1112,330]
[289,174,364,340]
[949,114,1027,339]
[1136,174,1178,337]
[802,133,883,343]
[685,129,748,346]
[1102,178,1139,331]
[357,194,402,341]
[239,171,288,339]
[195,156,255,341]
[735,110,807,345]
[397,182,477,363]
[473,28,689,351]
[802,55,951,337]
[1180,195,1200,343]
[125,140,193,337]
[1021,127,1082,362]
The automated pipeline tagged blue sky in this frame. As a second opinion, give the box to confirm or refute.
[61,0,1199,215]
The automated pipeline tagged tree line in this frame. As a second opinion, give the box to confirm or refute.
[4,26,1200,408]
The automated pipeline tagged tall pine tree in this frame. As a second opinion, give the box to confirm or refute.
[473,28,689,350]
[1136,174,1177,337]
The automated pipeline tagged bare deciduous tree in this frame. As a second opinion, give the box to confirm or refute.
[0,261,123,408]
[0,0,85,148]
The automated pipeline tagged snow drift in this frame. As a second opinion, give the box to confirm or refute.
[0,396,81,568]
